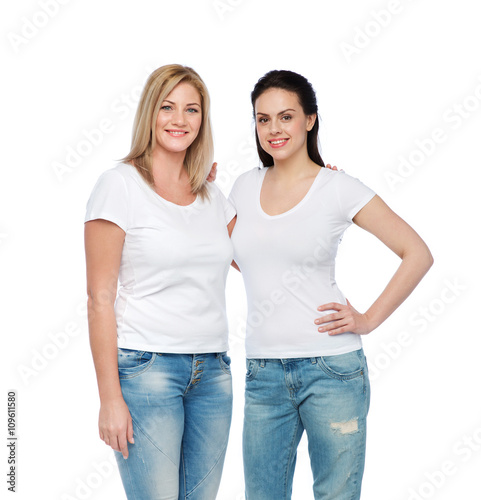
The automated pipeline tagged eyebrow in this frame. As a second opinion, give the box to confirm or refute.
[163,99,201,107]
[256,108,297,116]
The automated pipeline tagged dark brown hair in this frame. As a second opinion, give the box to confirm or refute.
[251,70,325,168]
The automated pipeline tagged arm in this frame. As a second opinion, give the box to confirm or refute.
[206,162,217,182]
[316,195,434,335]
[227,215,241,272]
[85,219,133,458]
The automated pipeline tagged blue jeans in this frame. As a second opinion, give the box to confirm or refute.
[115,349,233,500]
[243,349,370,500]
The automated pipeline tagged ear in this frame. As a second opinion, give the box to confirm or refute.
[306,113,316,132]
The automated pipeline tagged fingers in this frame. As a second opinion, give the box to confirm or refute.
[315,312,339,324]
[116,417,135,459]
[315,300,367,335]
[319,319,349,333]
[206,162,218,182]
[127,418,135,444]
[326,325,350,336]
[315,303,353,334]
[100,424,133,459]
[118,434,129,460]
[317,302,343,312]
[316,315,352,336]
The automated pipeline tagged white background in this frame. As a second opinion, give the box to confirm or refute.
[2,0,480,499]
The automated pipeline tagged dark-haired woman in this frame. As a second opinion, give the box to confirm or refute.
[228,70,433,499]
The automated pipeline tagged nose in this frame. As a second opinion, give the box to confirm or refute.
[268,118,281,135]
[172,109,186,126]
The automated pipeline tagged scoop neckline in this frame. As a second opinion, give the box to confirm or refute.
[126,162,200,209]
[256,166,325,219]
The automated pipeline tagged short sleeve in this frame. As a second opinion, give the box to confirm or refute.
[228,173,243,211]
[210,182,236,224]
[84,169,129,231]
[227,185,236,211]
[336,172,376,223]
[222,196,236,224]
[208,182,236,225]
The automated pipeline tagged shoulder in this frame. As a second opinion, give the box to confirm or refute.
[110,162,139,184]
[231,166,263,191]
[89,164,135,202]
[324,168,374,193]
[95,162,130,184]
[319,167,357,183]
[97,162,145,192]
[85,164,132,227]
[205,180,229,202]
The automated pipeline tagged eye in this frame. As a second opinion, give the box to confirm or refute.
[281,115,292,121]
[258,117,268,124]
[160,105,172,111]
[187,107,199,113]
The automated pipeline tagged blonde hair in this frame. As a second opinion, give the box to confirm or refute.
[122,64,213,200]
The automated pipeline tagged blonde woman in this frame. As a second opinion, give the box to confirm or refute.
[84,65,236,499]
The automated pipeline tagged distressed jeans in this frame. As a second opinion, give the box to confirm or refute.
[243,348,370,500]
[114,349,233,500]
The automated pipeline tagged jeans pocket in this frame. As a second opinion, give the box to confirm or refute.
[218,352,232,375]
[118,348,157,379]
[316,349,365,381]
[245,359,260,381]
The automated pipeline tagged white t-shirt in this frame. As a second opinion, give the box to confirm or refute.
[229,166,376,358]
[85,162,236,353]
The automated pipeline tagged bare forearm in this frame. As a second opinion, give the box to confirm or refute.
[88,298,122,403]
[365,244,433,330]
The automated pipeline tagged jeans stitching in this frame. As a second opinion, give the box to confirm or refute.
[284,416,301,499]
[185,433,229,498]
[218,352,231,375]
[315,353,364,381]
[117,450,139,500]
[118,352,157,380]
[130,416,179,468]
[245,359,260,381]
[181,448,187,500]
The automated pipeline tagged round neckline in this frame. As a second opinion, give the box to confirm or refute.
[127,162,200,209]
[257,166,325,219]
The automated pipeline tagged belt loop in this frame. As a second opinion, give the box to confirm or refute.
[310,357,317,364]
[260,359,265,368]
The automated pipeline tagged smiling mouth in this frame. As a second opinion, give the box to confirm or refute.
[166,130,188,136]
[268,138,289,147]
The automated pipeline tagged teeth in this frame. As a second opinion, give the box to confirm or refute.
[270,139,287,145]
[168,131,187,135]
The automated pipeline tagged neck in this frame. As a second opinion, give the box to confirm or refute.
[270,148,319,180]
[151,146,188,183]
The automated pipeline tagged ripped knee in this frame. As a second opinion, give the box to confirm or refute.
[330,418,359,435]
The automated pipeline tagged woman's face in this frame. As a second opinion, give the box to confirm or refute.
[254,88,315,163]
[154,82,203,155]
